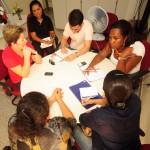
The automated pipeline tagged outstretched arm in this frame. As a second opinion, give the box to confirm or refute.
[84,43,111,74]
[60,35,68,54]
[82,97,108,106]
[49,30,56,44]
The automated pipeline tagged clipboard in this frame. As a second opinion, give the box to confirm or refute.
[69,80,102,109]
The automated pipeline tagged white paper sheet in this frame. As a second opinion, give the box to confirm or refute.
[40,37,52,49]
[80,65,106,82]
[79,86,98,99]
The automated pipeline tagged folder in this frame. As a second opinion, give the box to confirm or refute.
[69,80,102,109]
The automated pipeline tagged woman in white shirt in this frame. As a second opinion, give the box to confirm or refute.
[85,19,145,74]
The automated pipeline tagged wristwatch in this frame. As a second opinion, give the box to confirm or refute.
[75,52,78,57]
[118,56,126,60]
[32,51,37,55]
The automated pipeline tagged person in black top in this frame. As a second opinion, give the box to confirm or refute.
[28,0,56,57]
[73,70,142,150]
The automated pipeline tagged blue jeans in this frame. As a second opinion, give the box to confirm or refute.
[72,126,92,150]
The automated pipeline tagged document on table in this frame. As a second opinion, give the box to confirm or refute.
[79,65,106,82]
[51,53,67,64]
[69,80,102,109]
[79,86,99,99]
[40,37,52,49]
[55,48,75,59]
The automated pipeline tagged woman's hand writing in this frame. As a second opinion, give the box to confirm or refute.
[81,98,93,106]
[83,66,97,75]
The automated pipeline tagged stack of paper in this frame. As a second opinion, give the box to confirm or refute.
[40,37,52,49]
[80,65,106,82]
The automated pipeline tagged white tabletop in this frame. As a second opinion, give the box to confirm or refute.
[21,50,115,122]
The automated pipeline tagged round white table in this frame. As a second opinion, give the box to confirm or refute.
[21,50,115,122]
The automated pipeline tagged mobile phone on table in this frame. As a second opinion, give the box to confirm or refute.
[44,72,53,76]
[78,61,87,67]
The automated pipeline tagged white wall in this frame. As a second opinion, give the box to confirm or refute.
[4,0,147,19]
[98,0,147,20]
[3,0,149,41]
[4,0,46,15]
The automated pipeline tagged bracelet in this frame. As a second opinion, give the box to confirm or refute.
[118,56,126,60]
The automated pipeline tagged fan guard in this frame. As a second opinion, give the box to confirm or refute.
[87,6,109,41]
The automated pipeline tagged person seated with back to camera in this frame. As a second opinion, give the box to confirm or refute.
[2,25,42,88]
[60,9,93,61]
[85,19,145,76]
[72,70,142,150]
[28,0,56,57]
[8,88,76,150]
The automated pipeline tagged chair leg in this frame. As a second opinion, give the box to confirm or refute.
[11,96,20,106]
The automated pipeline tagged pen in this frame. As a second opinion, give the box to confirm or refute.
[84,69,99,72]
[84,70,96,72]
[55,54,65,62]
[85,96,92,102]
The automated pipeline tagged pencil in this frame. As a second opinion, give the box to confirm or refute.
[84,69,99,72]
[85,96,92,102]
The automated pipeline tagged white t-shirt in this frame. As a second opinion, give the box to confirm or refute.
[110,41,145,74]
[63,20,93,49]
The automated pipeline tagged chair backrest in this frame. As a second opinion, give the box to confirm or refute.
[141,144,150,150]
[91,12,118,51]
[141,40,150,72]
[104,12,118,36]
[0,50,8,80]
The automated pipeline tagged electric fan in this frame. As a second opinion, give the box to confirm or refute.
[87,6,109,41]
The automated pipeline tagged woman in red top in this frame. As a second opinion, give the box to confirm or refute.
[2,25,42,87]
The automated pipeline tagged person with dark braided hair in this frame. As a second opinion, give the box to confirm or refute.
[8,88,75,150]
[72,70,142,150]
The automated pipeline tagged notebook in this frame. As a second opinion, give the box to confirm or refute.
[69,80,102,109]
[40,37,52,49]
